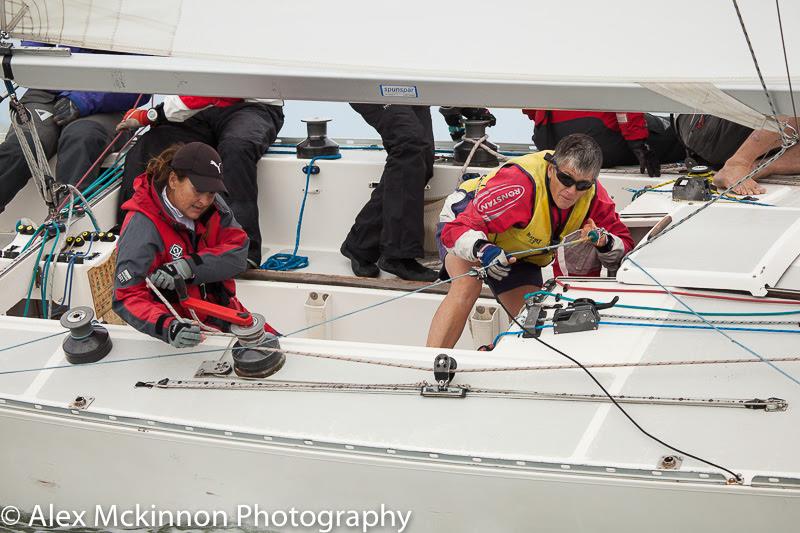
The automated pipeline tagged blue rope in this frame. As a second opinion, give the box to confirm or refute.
[492,331,523,345]
[491,325,558,346]
[600,321,800,334]
[624,187,774,207]
[262,154,343,271]
[60,256,77,308]
[60,238,94,308]
[523,290,800,317]
[624,255,800,388]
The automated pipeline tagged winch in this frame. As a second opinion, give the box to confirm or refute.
[453,120,499,168]
[672,166,713,202]
[296,117,340,159]
[172,278,285,378]
[552,296,619,334]
[60,306,113,364]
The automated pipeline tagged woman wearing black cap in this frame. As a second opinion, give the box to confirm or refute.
[113,142,277,347]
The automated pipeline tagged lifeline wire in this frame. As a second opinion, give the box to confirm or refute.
[488,286,742,482]
[775,0,799,133]
[626,256,800,387]
[280,236,587,338]
[732,0,779,123]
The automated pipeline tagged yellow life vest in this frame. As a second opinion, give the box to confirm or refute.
[459,151,596,266]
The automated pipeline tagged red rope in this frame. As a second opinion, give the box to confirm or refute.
[555,279,800,305]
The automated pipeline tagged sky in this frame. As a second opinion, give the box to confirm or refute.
[0,96,538,146]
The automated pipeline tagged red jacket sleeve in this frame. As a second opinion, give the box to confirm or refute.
[162,95,244,122]
[614,112,649,141]
[552,181,633,277]
[441,165,535,260]
[588,181,634,253]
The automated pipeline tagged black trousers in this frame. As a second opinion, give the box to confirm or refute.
[0,89,125,212]
[118,102,284,264]
[343,104,434,262]
[533,113,685,167]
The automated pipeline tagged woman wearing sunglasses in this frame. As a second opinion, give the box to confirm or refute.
[428,133,633,349]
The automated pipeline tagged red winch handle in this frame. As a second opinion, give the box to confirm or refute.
[181,296,254,327]
[172,277,254,327]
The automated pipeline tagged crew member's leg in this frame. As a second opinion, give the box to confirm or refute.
[426,255,542,348]
[426,253,484,348]
[213,103,284,266]
[55,112,127,188]
[344,104,437,281]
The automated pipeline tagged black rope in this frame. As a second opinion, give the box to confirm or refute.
[488,284,742,483]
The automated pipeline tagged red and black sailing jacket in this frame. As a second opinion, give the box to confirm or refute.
[522,110,648,141]
[113,173,251,343]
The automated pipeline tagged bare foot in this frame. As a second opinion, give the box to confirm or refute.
[714,160,766,195]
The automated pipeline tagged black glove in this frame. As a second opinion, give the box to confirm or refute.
[167,321,202,348]
[439,107,465,140]
[150,258,193,291]
[439,107,497,141]
[628,140,660,177]
[53,97,80,127]
[462,107,497,127]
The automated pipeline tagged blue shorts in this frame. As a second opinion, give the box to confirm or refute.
[439,253,543,295]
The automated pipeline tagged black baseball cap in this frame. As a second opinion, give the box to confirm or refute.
[171,142,228,193]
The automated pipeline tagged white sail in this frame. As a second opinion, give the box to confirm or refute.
[2,0,799,128]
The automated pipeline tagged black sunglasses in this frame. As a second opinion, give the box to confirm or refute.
[547,156,595,191]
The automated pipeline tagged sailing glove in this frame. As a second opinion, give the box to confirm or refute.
[439,107,497,141]
[475,241,511,281]
[53,97,80,127]
[116,108,155,131]
[462,107,497,127]
[167,321,202,348]
[628,139,661,177]
[150,258,194,291]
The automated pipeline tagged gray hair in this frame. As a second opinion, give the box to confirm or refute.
[552,133,603,177]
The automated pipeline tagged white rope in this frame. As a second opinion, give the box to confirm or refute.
[145,277,235,338]
[459,135,509,176]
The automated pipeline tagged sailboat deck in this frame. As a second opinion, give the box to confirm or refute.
[2,278,799,487]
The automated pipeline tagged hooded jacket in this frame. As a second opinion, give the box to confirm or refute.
[113,173,250,343]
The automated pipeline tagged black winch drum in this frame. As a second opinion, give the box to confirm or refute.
[230,313,285,378]
[60,306,113,364]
